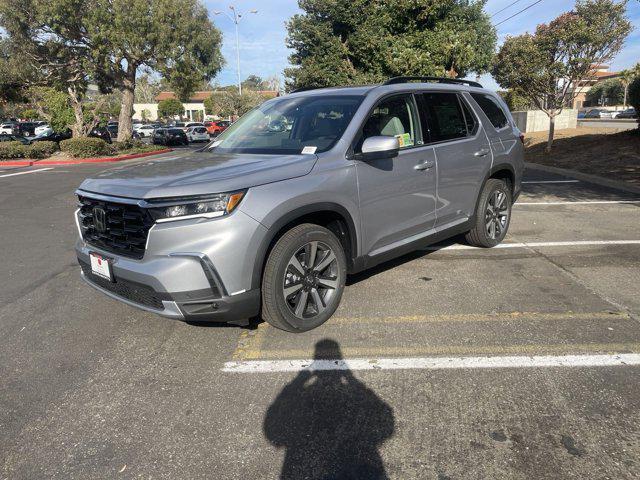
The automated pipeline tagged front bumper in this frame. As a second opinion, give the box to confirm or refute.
[75,204,266,323]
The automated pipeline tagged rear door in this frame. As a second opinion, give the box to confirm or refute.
[417,91,492,228]
[467,92,516,167]
[355,93,438,256]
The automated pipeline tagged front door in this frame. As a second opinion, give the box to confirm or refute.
[355,94,437,257]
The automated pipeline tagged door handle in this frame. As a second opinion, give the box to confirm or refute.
[474,149,490,157]
[414,160,435,171]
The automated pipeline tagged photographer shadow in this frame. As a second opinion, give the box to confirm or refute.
[263,339,395,480]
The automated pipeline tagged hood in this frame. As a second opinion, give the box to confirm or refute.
[77,151,318,199]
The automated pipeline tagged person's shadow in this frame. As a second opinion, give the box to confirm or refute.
[263,339,395,480]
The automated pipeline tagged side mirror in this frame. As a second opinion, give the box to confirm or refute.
[360,136,400,161]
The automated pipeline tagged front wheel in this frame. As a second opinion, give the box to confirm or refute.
[465,178,512,248]
[261,224,347,332]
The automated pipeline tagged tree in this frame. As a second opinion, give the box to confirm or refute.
[0,1,108,137]
[89,0,224,140]
[619,63,640,108]
[134,74,161,104]
[241,75,266,91]
[29,87,75,133]
[498,90,534,112]
[204,90,265,120]
[586,78,624,106]
[493,0,631,152]
[285,0,496,90]
[0,37,32,104]
[158,98,184,120]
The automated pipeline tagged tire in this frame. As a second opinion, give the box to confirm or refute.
[465,178,512,248]
[261,223,347,332]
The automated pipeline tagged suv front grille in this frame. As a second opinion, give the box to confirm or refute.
[79,260,165,310]
[78,195,154,259]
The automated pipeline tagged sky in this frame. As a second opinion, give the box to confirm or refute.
[206,0,640,91]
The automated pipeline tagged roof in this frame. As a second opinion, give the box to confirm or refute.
[155,90,279,102]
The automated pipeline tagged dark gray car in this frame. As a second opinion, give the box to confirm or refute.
[75,77,524,332]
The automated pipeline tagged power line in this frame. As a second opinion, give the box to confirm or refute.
[490,0,527,18]
[494,0,544,27]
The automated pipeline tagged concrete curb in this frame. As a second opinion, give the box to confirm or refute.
[0,148,173,167]
[525,162,640,195]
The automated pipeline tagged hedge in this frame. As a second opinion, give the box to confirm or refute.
[0,141,59,160]
[60,137,110,157]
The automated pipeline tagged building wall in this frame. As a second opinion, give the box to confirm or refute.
[512,109,578,133]
[133,103,159,121]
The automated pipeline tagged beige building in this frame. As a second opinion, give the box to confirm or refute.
[570,64,620,109]
[133,90,279,121]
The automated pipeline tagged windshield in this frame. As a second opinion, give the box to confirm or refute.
[210,95,364,155]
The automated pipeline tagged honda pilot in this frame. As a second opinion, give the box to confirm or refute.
[75,77,524,332]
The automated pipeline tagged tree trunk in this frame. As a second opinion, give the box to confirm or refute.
[545,114,556,153]
[623,83,628,109]
[117,63,137,142]
[68,86,86,138]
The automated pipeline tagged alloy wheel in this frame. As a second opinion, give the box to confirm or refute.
[282,241,339,319]
[485,189,509,240]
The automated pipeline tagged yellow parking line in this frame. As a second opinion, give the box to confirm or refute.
[330,310,630,325]
[232,322,268,360]
[240,342,640,360]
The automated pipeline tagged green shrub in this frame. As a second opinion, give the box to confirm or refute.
[0,141,29,159]
[60,137,109,157]
[27,141,58,159]
[112,141,166,154]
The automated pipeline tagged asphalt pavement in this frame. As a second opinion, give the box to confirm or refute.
[1,149,639,479]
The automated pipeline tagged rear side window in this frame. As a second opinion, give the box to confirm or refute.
[471,93,509,129]
[418,92,470,143]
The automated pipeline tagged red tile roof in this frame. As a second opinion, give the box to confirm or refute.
[155,90,279,102]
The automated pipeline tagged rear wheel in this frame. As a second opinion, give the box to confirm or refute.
[261,224,346,332]
[465,178,512,248]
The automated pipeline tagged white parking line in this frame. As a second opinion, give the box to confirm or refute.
[516,200,640,205]
[425,240,640,251]
[0,167,54,178]
[522,180,580,184]
[222,353,640,373]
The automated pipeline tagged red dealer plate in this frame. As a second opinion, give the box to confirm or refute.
[89,252,113,281]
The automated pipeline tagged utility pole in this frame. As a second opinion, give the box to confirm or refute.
[214,6,258,95]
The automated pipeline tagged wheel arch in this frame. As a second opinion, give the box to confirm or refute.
[250,203,359,290]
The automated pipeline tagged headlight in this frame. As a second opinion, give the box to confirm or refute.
[148,191,246,223]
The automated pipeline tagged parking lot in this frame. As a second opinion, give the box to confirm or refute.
[1,151,639,479]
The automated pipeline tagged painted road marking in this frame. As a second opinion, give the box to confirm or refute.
[0,167,54,178]
[331,310,630,325]
[234,342,640,361]
[223,353,640,373]
[516,200,640,205]
[522,180,580,184]
[423,240,640,251]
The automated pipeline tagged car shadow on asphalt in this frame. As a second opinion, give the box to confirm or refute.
[263,339,395,480]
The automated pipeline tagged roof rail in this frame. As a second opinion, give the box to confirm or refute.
[383,76,483,88]
[290,86,323,93]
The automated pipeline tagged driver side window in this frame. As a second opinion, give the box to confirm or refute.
[358,95,418,151]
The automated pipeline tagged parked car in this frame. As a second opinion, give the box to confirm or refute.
[614,108,637,119]
[34,124,53,137]
[75,76,524,332]
[186,126,210,142]
[205,120,230,136]
[169,121,186,130]
[0,122,19,135]
[17,122,41,136]
[90,126,113,144]
[184,122,205,131]
[151,127,188,146]
[0,133,31,144]
[30,130,72,143]
[134,124,161,138]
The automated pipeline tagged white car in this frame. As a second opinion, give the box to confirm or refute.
[0,123,18,135]
[34,124,53,137]
[185,126,209,142]
[135,124,161,138]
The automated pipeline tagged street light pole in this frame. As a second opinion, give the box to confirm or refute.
[213,6,258,95]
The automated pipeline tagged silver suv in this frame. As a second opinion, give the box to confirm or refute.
[75,77,524,332]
